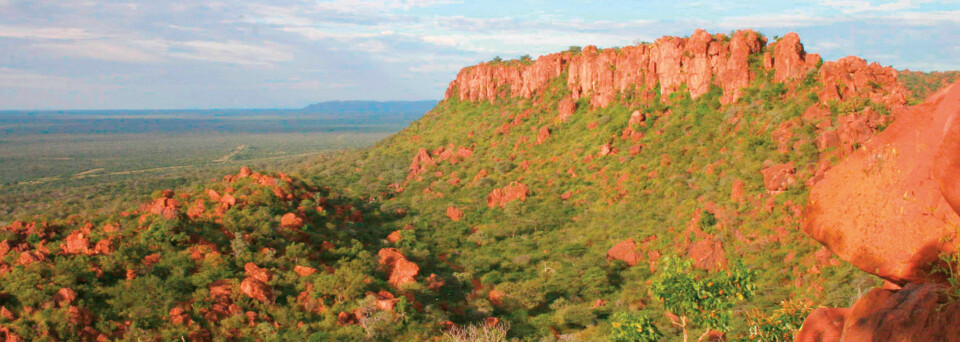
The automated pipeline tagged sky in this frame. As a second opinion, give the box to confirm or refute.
[1,0,959,110]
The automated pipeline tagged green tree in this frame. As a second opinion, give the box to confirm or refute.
[651,257,755,342]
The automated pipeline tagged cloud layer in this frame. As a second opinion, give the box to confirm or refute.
[1,0,958,109]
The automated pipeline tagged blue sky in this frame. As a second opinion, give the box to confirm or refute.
[1,0,958,109]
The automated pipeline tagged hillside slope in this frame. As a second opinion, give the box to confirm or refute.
[0,29,955,341]
[309,29,924,339]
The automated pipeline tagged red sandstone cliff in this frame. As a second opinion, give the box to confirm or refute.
[445,29,829,108]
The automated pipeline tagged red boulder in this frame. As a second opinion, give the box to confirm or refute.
[378,248,419,288]
[280,213,304,229]
[240,277,272,303]
[536,126,550,144]
[842,283,960,341]
[761,162,796,194]
[54,287,77,307]
[446,206,464,221]
[244,262,273,283]
[804,83,960,284]
[61,230,90,255]
[606,239,640,266]
[486,182,529,208]
[794,308,847,342]
[557,98,577,122]
[688,238,727,271]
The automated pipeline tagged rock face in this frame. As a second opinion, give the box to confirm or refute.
[804,83,960,284]
[446,29,790,107]
[796,82,960,341]
[771,32,819,82]
[936,107,960,215]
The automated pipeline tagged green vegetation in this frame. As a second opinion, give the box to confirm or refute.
[609,312,662,342]
[746,299,812,341]
[651,258,754,342]
[1,52,946,340]
[898,71,960,104]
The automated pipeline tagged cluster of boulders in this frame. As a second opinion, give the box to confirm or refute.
[796,83,960,340]
[407,144,475,180]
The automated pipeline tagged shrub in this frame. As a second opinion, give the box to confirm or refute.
[609,311,663,342]
[444,321,510,342]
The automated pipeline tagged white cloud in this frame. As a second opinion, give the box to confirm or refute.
[169,40,294,66]
[32,39,168,63]
[818,0,914,13]
[279,26,385,41]
[715,13,847,28]
[265,79,356,90]
[0,68,79,88]
[886,10,960,25]
[0,25,97,40]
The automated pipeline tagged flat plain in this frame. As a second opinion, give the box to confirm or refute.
[0,105,430,221]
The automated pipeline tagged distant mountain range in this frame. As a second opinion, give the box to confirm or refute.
[302,100,437,114]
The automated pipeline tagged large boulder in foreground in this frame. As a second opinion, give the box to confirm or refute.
[795,283,960,341]
[794,308,847,342]
[842,283,960,341]
[803,83,960,284]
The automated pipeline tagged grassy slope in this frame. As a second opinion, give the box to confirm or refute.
[308,61,910,339]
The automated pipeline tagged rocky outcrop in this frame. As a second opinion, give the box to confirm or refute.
[378,248,419,288]
[818,56,908,110]
[486,182,529,208]
[771,32,819,82]
[796,82,960,340]
[408,148,435,180]
[804,83,960,284]
[447,29,845,109]
[241,277,272,303]
[688,238,727,271]
[145,191,179,220]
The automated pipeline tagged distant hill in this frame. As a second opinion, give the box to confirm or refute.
[302,100,437,114]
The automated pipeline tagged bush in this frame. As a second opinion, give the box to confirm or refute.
[444,321,510,342]
[609,312,662,342]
